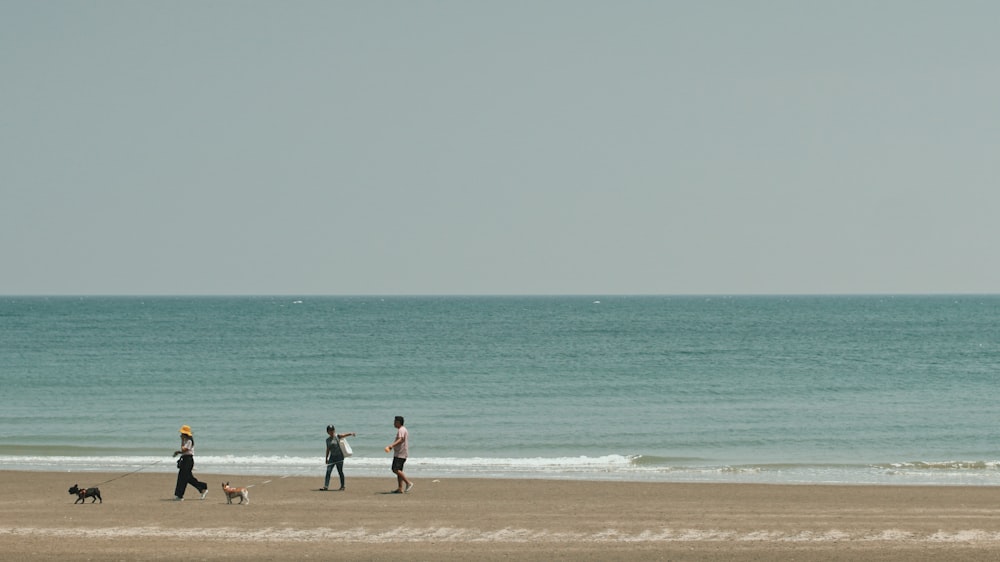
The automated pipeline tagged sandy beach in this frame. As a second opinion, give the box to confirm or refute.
[4,470,1000,560]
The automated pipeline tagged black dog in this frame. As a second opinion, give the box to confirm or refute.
[68,484,102,504]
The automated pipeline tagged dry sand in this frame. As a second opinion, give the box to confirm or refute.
[4,469,1000,560]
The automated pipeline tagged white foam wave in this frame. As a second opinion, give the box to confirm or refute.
[0,454,642,478]
[4,454,1000,485]
[880,460,1000,471]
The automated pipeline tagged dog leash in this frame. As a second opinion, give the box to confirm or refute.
[241,463,336,489]
[86,459,166,488]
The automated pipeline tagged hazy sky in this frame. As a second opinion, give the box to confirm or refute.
[3,1,998,295]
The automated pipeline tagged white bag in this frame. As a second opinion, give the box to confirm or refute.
[339,437,353,457]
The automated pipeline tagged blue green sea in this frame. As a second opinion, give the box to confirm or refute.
[3,295,1000,485]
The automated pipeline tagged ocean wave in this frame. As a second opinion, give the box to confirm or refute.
[875,460,1000,471]
[4,454,1000,485]
[0,454,643,476]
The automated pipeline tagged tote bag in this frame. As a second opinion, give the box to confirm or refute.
[339,437,353,457]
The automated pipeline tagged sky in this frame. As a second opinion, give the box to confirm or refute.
[2,1,999,296]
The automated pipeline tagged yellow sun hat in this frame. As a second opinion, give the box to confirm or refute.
[179,425,193,436]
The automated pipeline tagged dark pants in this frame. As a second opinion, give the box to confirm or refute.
[174,455,206,498]
[325,460,344,489]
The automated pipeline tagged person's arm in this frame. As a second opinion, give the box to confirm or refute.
[325,442,331,463]
[386,433,403,452]
[337,432,356,439]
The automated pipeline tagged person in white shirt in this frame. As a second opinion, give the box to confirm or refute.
[385,416,413,494]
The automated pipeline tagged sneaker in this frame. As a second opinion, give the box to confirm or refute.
[200,489,208,500]
[173,496,184,501]
[404,483,413,493]
[320,487,328,491]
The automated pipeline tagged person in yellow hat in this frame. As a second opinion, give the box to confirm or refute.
[172,425,208,501]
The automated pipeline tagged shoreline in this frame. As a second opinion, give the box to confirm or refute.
[6,455,1000,487]
[5,470,1000,560]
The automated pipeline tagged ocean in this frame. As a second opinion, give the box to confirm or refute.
[2,295,999,485]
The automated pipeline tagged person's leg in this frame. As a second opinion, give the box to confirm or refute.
[392,457,412,492]
[174,467,187,498]
[399,469,412,492]
[336,461,345,490]
[391,458,403,492]
[185,463,207,497]
[175,456,194,498]
[324,462,334,489]
[188,473,207,495]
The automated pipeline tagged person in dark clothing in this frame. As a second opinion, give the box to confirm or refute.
[172,425,208,501]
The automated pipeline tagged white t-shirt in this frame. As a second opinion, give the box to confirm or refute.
[393,426,409,458]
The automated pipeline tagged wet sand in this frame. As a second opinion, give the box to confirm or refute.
[4,470,1000,560]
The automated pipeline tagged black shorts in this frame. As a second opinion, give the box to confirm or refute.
[391,457,407,472]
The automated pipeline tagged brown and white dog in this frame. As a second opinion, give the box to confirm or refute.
[222,482,249,504]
